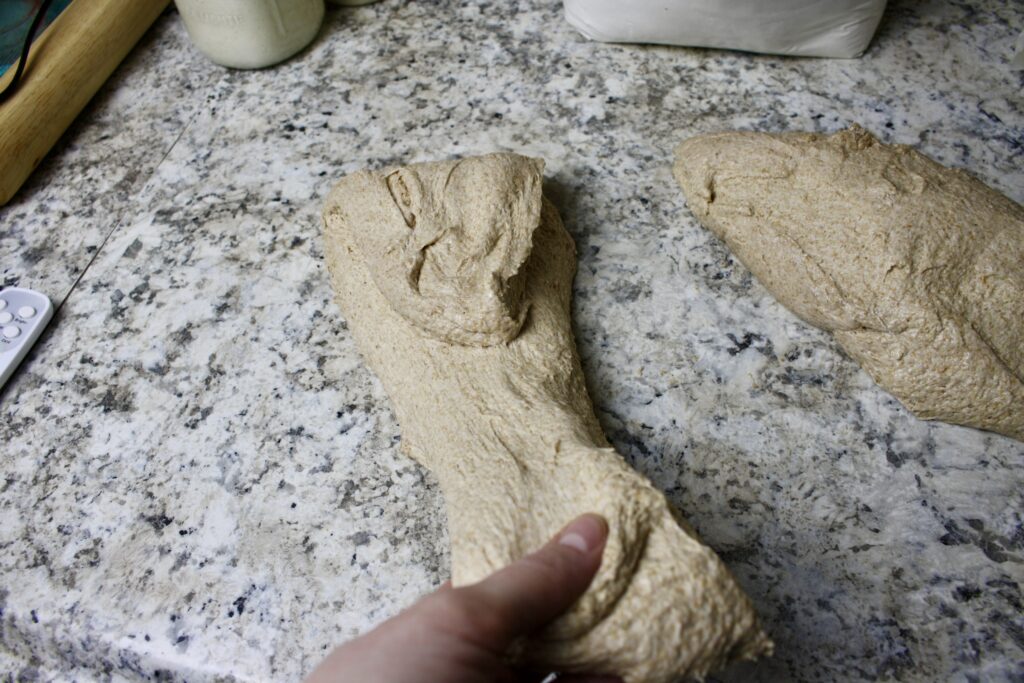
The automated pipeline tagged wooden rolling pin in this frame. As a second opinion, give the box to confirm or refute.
[0,0,170,206]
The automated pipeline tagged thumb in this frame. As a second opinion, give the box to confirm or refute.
[454,513,609,650]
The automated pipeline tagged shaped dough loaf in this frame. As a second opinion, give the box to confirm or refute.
[323,153,771,682]
[674,125,1024,441]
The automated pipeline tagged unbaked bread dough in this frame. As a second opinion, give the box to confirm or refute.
[323,153,771,682]
[674,125,1024,441]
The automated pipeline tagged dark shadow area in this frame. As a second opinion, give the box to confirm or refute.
[870,0,968,51]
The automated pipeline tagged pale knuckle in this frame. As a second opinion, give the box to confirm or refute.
[425,591,502,641]
[422,591,470,625]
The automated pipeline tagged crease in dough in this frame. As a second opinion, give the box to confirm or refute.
[323,152,772,682]
[674,125,1024,441]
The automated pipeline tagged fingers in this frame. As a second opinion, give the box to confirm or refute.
[306,516,615,683]
[451,513,609,649]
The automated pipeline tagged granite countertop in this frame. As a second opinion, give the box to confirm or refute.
[1,1,1022,681]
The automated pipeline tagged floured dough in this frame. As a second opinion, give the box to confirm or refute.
[674,125,1024,441]
[323,153,771,682]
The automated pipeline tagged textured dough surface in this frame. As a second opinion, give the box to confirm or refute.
[323,153,771,682]
[674,126,1024,442]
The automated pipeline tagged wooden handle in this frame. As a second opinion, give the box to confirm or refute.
[0,0,171,206]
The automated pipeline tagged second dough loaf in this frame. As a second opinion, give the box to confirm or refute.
[674,125,1024,441]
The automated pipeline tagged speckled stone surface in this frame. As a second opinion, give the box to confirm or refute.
[1,1,1022,681]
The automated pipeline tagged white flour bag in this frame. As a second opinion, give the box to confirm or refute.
[564,0,888,58]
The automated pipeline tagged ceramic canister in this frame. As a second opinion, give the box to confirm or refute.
[175,0,325,69]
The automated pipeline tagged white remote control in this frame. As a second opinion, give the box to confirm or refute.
[0,287,54,389]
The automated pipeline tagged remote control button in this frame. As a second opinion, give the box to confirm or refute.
[0,312,12,324]
[0,299,6,311]
[18,306,36,319]
[2,325,20,339]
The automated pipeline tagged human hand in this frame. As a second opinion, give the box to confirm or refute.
[306,513,622,683]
